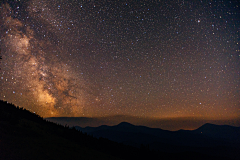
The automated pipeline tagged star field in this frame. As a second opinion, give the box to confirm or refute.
[0,0,239,120]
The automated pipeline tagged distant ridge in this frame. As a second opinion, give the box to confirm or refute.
[193,123,240,142]
[75,122,240,160]
[46,116,240,131]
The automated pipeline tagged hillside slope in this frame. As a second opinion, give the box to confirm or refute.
[0,100,122,160]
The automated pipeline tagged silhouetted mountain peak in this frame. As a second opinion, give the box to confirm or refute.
[196,123,236,132]
[196,123,214,130]
[201,123,217,127]
[116,122,134,127]
[193,123,240,143]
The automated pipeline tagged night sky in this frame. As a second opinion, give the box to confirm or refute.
[0,0,239,121]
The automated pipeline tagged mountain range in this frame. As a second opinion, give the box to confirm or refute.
[1,100,239,160]
[45,115,240,131]
[75,122,240,159]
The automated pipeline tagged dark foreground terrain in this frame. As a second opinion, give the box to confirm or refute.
[0,100,239,160]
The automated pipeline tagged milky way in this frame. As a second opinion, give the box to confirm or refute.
[0,0,239,119]
[1,2,87,117]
